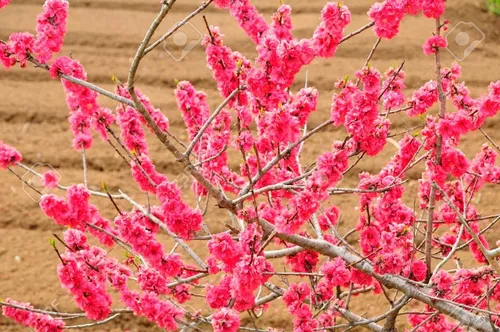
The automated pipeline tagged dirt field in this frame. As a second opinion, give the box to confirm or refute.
[1,0,500,330]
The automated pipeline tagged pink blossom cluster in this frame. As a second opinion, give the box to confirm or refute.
[34,0,69,63]
[467,144,500,188]
[202,27,250,106]
[248,140,349,235]
[280,143,350,233]
[312,2,352,58]
[156,181,203,239]
[41,170,59,188]
[1,32,35,68]
[58,230,188,331]
[206,1,350,119]
[0,141,22,168]
[436,69,500,140]
[115,210,184,277]
[356,134,423,276]
[114,85,171,193]
[174,80,242,195]
[415,67,500,219]
[40,184,115,246]
[283,282,319,331]
[50,56,114,150]
[409,267,500,330]
[57,230,114,320]
[407,80,438,116]
[423,35,448,55]
[331,67,391,156]
[211,308,241,332]
[285,250,320,273]
[206,224,274,311]
[130,155,168,193]
[2,299,64,332]
[381,67,406,109]
[0,0,68,68]
[368,0,446,40]
[116,85,169,135]
[368,0,406,39]
[120,290,183,330]
[425,180,490,264]
[58,229,184,330]
[408,312,463,332]
[212,0,268,43]
[0,0,10,9]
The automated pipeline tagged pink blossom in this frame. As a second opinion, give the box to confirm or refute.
[213,0,230,8]
[404,0,423,15]
[40,185,115,246]
[330,80,358,125]
[115,211,183,277]
[130,155,167,193]
[50,56,115,148]
[312,2,351,58]
[232,255,273,294]
[41,170,59,189]
[407,260,428,281]
[321,257,350,288]
[381,67,406,109]
[351,269,373,287]
[157,180,203,239]
[0,0,10,9]
[0,42,16,69]
[423,35,448,55]
[283,282,311,313]
[34,0,69,63]
[227,0,269,44]
[318,206,340,231]
[368,0,405,39]
[422,0,446,18]
[373,252,405,274]
[57,254,112,320]
[117,85,169,133]
[207,232,242,271]
[431,270,453,295]
[212,308,240,332]
[360,226,381,254]
[0,141,22,168]
[7,32,35,67]
[408,80,438,116]
[206,276,232,309]
[285,250,319,273]
[409,312,463,332]
[121,290,182,330]
[293,305,319,332]
[2,299,65,331]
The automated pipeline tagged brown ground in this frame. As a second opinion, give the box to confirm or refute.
[1,0,500,330]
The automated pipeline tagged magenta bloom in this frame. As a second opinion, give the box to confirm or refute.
[0,141,22,168]
[423,35,448,55]
[212,308,240,332]
[34,0,69,63]
[41,170,59,189]
[2,299,64,331]
[0,0,11,9]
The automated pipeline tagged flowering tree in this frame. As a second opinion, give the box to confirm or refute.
[1,0,500,331]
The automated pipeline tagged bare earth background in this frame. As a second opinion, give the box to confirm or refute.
[1,0,500,330]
